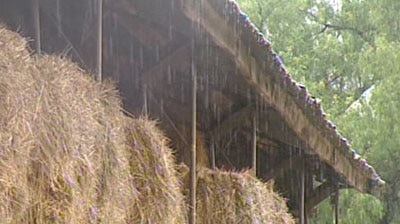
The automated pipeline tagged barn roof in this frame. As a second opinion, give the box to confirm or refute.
[178,0,384,195]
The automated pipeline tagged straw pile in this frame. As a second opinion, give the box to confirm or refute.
[179,166,295,224]
[0,24,186,223]
[125,118,187,223]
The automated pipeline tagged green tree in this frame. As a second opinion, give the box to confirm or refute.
[338,46,400,222]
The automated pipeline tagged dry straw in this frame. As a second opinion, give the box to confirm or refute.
[0,24,186,223]
[179,166,295,224]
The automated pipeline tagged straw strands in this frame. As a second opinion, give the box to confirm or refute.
[179,166,295,224]
[0,24,186,224]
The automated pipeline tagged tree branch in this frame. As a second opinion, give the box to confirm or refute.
[300,8,376,46]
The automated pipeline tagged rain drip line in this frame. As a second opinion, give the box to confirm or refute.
[96,0,103,82]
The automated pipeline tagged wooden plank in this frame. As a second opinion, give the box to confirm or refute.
[180,0,369,193]
[305,181,335,212]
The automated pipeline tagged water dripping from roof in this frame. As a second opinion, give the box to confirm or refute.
[139,46,144,69]
[107,35,113,59]
[156,44,160,62]
[167,65,172,85]
[56,0,62,37]
[169,24,173,40]
[129,43,134,64]
[204,74,209,110]
[160,98,164,118]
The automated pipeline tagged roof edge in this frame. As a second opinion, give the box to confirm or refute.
[179,0,385,197]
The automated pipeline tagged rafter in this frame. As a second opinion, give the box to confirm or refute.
[208,104,253,139]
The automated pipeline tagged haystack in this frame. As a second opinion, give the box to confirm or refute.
[179,166,295,224]
[0,24,186,223]
[125,118,187,223]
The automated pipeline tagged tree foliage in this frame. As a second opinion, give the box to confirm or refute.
[236,0,400,223]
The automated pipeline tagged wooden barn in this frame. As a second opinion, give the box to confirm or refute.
[0,0,385,222]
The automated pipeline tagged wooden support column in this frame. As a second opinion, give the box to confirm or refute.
[32,0,41,54]
[210,140,216,170]
[334,179,340,224]
[252,114,257,176]
[96,0,103,81]
[143,84,148,115]
[300,158,305,224]
[189,57,197,224]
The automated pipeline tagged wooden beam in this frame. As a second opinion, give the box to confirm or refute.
[257,137,279,149]
[305,181,335,212]
[180,0,369,193]
[258,109,308,149]
[208,104,253,140]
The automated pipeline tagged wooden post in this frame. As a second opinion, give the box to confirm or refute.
[189,59,197,224]
[96,0,103,82]
[300,158,305,224]
[143,84,148,116]
[252,114,257,177]
[32,0,41,55]
[210,139,216,170]
[334,179,340,224]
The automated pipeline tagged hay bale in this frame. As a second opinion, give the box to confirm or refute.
[179,166,295,224]
[125,118,187,223]
[167,123,210,168]
[0,24,186,223]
